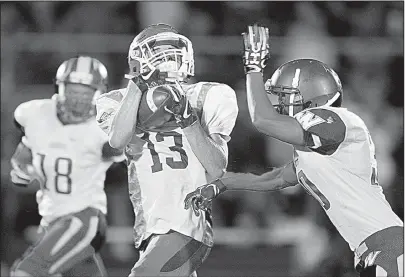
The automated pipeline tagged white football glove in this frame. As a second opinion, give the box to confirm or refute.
[242,24,270,74]
[10,159,45,188]
[10,162,34,186]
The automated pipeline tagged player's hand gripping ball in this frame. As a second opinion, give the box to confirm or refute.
[126,69,178,132]
[137,84,181,132]
[164,81,198,129]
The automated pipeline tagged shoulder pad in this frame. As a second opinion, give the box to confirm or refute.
[14,99,51,127]
[296,108,346,155]
[97,89,125,103]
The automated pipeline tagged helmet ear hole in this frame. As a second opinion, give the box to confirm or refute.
[304,101,312,109]
[129,59,141,76]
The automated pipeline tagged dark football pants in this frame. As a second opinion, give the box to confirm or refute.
[11,207,107,277]
[129,230,211,277]
[356,226,404,277]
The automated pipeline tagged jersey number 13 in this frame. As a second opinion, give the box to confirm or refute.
[142,131,189,173]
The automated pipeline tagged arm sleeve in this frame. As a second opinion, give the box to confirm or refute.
[201,84,239,142]
[294,108,347,155]
[95,90,123,135]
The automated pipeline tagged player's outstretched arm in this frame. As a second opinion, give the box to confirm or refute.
[221,161,297,192]
[243,24,306,146]
[184,161,298,215]
[108,77,147,150]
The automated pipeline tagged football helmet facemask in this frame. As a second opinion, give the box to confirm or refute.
[127,23,194,85]
[265,59,343,117]
[54,56,108,124]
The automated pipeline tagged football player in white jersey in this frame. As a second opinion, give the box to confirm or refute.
[95,24,238,277]
[10,56,124,277]
[184,25,404,277]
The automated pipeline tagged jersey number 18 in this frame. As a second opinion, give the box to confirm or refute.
[37,153,72,194]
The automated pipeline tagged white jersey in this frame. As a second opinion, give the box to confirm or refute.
[96,82,238,247]
[293,106,403,251]
[14,98,121,226]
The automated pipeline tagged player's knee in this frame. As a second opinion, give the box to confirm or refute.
[10,269,33,277]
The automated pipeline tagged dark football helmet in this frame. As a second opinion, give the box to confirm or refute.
[127,23,194,84]
[54,56,108,124]
[265,59,343,116]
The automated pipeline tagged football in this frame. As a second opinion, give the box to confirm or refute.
[137,85,178,131]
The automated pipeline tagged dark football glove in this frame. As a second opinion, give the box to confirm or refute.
[242,24,270,74]
[164,81,198,129]
[184,179,226,216]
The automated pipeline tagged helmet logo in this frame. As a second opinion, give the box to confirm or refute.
[291,68,301,88]
[129,46,141,60]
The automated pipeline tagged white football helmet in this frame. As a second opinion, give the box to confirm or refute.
[54,56,108,124]
[127,23,194,83]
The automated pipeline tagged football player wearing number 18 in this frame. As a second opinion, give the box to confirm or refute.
[10,56,124,277]
[96,24,238,277]
[185,25,403,277]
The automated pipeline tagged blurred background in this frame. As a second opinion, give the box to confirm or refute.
[1,1,404,276]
